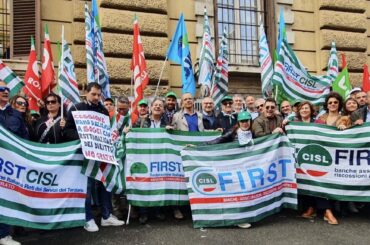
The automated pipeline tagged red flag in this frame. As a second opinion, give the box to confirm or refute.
[23,36,41,113]
[41,24,55,98]
[363,64,370,92]
[341,53,347,69]
[130,16,149,124]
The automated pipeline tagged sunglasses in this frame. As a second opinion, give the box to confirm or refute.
[266,106,276,110]
[46,100,57,105]
[16,101,28,107]
[0,86,10,92]
[328,101,338,105]
[239,120,250,123]
[256,104,264,109]
[222,101,233,106]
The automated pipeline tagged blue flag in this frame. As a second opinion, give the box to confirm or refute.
[276,7,286,56]
[167,13,196,96]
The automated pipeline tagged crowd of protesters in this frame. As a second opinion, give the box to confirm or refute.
[1,80,370,244]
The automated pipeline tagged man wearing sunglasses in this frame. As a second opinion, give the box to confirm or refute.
[0,81,28,245]
[216,95,237,134]
[252,98,284,138]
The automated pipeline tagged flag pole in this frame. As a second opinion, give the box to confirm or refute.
[59,25,65,119]
[154,56,168,97]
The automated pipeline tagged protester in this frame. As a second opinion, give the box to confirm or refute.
[170,93,204,132]
[315,92,343,126]
[349,87,361,99]
[137,99,149,119]
[355,91,367,108]
[10,95,36,141]
[232,94,244,113]
[104,97,115,119]
[280,100,293,119]
[64,82,124,232]
[254,98,265,115]
[350,90,370,123]
[292,101,300,114]
[336,98,360,130]
[34,93,66,144]
[245,95,259,120]
[201,97,219,130]
[116,95,130,134]
[295,101,315,123]
[0,81,28,245]
[216,95,237,133]
[252,98,283,137]
[132,98,167,224]
[163,91,178,125]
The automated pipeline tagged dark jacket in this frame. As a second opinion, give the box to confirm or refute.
[0,105,29,139]
[133,115,167,128]
[34,113,65,144]
[206,129,236,145]
[202,111,218,130]
[63,101,109,142]
[216,111,237,134]
[350,106,369,123]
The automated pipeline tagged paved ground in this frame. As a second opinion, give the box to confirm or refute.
[16,208,370,245]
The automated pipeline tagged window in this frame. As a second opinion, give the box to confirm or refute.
[0,0,10,58]
[215,0,271,66]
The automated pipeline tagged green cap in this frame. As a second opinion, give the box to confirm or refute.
[138,99,148,106]
[221,95,233,103]
[237,111,252,121]
[166,91,177,99]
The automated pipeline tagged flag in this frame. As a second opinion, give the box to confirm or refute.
[41,24,55,98]
[124,129,220,206]
[85,3,95,84]
[0,60,24,97]
[362,64,370,92]
[131,16,149,125]
[273,7,287,62]
[326,42,338,82]
[211,26,228,106]
[272,38,331,105]
[23,36,41,113]
[90,0,111,99]
[341,53,347,69]
[167,13,196,96]
[198,7,215,98]
[0,125,87,229]
[286,122,370,201]
[332,66,351,99]
[58,28,80,110]
[181,134,297,228]
[259,21,273,98]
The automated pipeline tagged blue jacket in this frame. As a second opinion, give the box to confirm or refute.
[0,105,29,139]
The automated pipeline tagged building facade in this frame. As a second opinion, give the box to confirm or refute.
[1,0,369,98]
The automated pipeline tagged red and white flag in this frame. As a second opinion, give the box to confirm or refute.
[130,16,149,124]
[23,37,41,113]
[41,24,55,98]
[363,64,370,92]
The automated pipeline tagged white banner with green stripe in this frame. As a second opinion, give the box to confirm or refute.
[0,126,88,229]
[181,134,297,228]
[125,129,220,207]
[286,122,370,201]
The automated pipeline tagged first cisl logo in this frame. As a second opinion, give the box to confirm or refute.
[297,144,332,177]
[195,172,217,193]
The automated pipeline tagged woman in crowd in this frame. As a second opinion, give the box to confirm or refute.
[34,93,66,144]
[132,98,167,224]
[295,101,315,123]
[315,92,343,126]
[10,95,35,141]
[337,98,361,130]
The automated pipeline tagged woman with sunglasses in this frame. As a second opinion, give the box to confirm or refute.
[34,93,66,144]
[10,95,36,141]
[315,92,343,126]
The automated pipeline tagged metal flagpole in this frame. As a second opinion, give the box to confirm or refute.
[154,56,168,97]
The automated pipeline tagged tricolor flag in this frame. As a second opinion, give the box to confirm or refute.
[259,21,273,98]
[167,13,196,96]
[130,16,149,125]
[0,60,24,97]
[326,42,338,83]
[211,26,228,107]
[198,7,215,98]
[41,24,56,98]
[23,36,41,113]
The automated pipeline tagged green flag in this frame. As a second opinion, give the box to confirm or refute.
[332,67,351,99]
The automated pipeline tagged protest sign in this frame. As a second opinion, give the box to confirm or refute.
[286,122,370,201]
[181,134,297,228]
[125,129,220,206]
[0,126,87,229]
[72,111,117,165]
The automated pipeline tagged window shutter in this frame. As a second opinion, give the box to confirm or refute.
[11,0,37,58]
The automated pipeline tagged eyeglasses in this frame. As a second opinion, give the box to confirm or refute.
[239,120,250,123]
[46,100,57,105]
[222,101,233,106]
[266,106,276,110]
[16,101,28,107]
[256,104,264,109]
[328,101,339,105]
[0,86,10,93]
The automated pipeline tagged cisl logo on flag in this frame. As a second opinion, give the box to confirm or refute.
[297,144,332,177]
